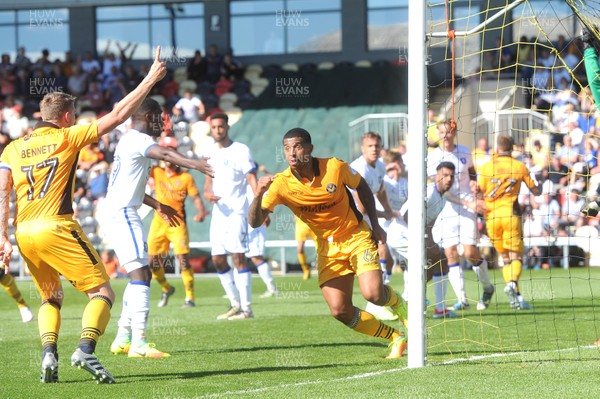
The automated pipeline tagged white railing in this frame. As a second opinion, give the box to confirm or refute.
[348,113,409,160]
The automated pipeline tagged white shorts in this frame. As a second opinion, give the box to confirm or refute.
[209,208,248,256]
[385,218,410,263]
[432,201,477,248]
[108,207,148,273]
[246,224,266,258]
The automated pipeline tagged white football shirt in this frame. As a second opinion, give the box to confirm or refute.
[106,129,157,210]
[350,155,385,194]
[427,144,474,200]
[207,141,255,214]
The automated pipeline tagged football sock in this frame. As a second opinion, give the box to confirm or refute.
[0,272,27,308]
[432,274,448,312]
[128,282,150,347]
[298,253,310,274]
[233,267,252,311]
[448,263,467,303]
[383,285,401,309]
[347,307,401,342]
[116,282,133,339]
[151,266,173,293]
[181,267,195,301]
[256,261,275,292]
[217,266,240,308]
[502,260,523,284]
[39,301,61,355]
[472,258,493,291]
[79,295,112,354]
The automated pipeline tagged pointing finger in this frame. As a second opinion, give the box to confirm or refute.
[155,46,161,62]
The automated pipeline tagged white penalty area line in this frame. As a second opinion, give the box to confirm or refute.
[201,345,598,398]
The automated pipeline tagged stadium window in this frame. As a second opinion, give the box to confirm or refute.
[230,0,341,55]
[367,0,407,50]
[0,9,69,62]
[96,3,204,61]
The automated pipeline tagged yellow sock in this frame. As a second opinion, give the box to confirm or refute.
[502,263,511,284]
[298,253,309,272]
[349,307,401,342]
[152,267,173,293]
[0,273,27,308]
[80,296,112,353]
[509,259,523,282]
[39,302,61,352]
[181,267,195,301]
[383,285,400,308]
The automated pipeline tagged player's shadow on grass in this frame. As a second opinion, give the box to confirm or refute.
[171,341,383,355]
[124,363,357,382]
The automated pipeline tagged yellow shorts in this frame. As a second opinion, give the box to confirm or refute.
[147,217,190,255]
[16,215,109,299]
[486,212,524,254]
[295,217,316,242]
[316,220,380,286]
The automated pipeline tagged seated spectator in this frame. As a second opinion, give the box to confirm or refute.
[557,133,582,168]
[548,156,570,189]
[122,64,141,93]
[214,74,233,97]
[220,52,243,80]
[14,47,31,71]
[530,140,549,173]
[67,64,88,96]
[87,161,110,201]
[187,50,207,83]
[5,105,29,139]
[532,192,561,234]
[80,51,101,75]
[560,188,585,230]
[173,88,204,123]
[205,44,223,83]
[78,142,103,171]
[82,80,106,113]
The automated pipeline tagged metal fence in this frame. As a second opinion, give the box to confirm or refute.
[473,109,552,150]
[348,113,409,160]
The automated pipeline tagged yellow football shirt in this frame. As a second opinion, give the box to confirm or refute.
[262,157,363,240]
[151,166,199,216]
[0,121,98,223]
[478,154,537,216]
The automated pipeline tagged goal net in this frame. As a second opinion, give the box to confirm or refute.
[422,0,600,365]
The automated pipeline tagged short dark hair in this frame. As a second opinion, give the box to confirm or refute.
[211,112,229,123]
[132,98,161,118]
[283,128,312,145]
[436,161,455,172]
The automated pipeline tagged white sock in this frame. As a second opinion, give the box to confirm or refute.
[432,274,447,312]
[472,259,493,291]
[218,267,240,307]
[256,261,275,292]
[448,263,467,303]
[128,282,150,347]
[234,268,252,311]
[116,282,132,339]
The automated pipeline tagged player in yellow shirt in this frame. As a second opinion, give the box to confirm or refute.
[478,134,540,310]
[0,46,168,383]
[249,128,408,359]
[0,268,34,322]
[148,161,206,308]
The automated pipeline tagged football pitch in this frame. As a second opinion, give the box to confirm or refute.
[2,268,600,398]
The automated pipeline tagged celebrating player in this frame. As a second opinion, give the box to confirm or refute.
[107,98,213,359]
[0,46,168,384]
[249,128,408,359]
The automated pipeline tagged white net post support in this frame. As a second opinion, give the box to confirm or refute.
[407,0,428,369]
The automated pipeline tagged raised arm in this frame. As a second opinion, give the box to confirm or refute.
[249,176,274,228]
[145,145,214,177]
[96,46,167,137]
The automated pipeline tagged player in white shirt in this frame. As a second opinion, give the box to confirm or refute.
[381,151,409,299]
[426,121,494,311]
[203,113,258,320]
[350,132,399,321]
[106,98,213,358]
[173,89,205,123]
[245,165,278,298]
[388,162,458,318]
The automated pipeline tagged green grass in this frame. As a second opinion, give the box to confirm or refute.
[2,267,600,398]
